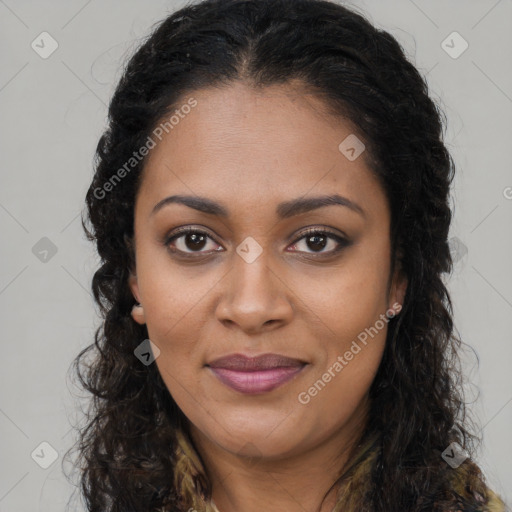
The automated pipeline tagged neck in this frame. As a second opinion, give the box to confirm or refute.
[187,398,369,512]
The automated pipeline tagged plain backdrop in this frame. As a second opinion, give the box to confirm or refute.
[0,0,511,510]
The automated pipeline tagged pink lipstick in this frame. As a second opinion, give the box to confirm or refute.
[206,353,307,394]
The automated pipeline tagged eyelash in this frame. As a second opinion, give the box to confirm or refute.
[164,226,350,259]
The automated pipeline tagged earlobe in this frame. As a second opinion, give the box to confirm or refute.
[128,272,146,325]
[131,303,146,325]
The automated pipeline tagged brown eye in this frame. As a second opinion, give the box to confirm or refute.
[181,231,208,251]
[165,227,222,255]
[288,229,349,256]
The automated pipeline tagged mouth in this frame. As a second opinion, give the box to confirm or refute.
[205,353,308,394]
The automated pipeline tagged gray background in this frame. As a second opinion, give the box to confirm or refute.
[0,0,511,510]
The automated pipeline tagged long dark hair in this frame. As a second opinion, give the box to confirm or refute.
[68,0,502,510]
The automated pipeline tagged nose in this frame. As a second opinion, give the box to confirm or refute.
[215,250,294,335]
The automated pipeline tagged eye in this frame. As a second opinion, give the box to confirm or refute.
[288,228,349,256]
[164,226,350,259]
[165,227,223,257]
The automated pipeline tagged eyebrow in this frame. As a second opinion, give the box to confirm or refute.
[151,193,366,219]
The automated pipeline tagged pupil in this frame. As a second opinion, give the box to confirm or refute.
[308,234,326,252]
[186,233,206,250]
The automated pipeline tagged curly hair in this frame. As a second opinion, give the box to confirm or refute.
[68,0,506,510]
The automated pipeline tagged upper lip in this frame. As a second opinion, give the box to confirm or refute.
[206,353,307,371]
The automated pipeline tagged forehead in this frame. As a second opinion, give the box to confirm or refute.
[136,81,386,219]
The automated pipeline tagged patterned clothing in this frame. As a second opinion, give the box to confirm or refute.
[172,428,507,512]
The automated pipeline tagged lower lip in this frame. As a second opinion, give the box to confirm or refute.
[208,365,306,394]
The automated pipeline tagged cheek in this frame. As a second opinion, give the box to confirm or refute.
[136,246,218,345]
[299,248,391,342]
[297,282,389,435]
[293,242,391,403]
[301,342,384,439]
[137,280,212,397]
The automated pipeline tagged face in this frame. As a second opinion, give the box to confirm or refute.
[129,81,407,462]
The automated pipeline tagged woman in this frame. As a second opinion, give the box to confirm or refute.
[72,0,507,510]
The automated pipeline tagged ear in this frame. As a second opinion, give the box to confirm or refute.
[388,266,408,316]
[128,271,146,325]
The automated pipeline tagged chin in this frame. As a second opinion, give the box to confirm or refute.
[211,420,307,460]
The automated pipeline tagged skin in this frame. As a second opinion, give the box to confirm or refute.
[128,81,407,512]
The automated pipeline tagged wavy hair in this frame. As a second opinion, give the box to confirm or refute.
[68,0,505,510]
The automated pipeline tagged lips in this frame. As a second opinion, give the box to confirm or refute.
[206,353,307,394]
[207,353,306,371]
